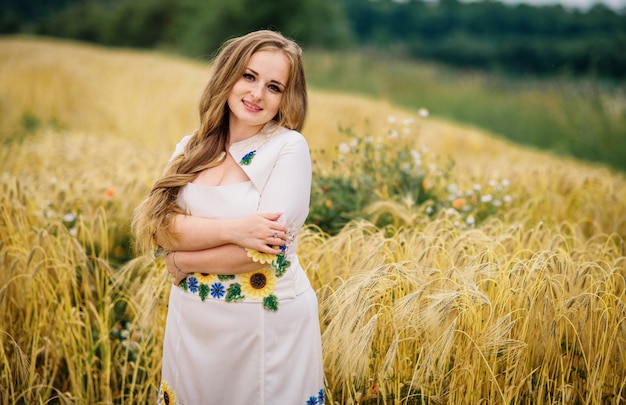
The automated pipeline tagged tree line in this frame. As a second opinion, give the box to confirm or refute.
[2,0,625,78]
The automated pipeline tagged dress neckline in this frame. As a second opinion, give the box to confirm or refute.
[187,180,252,189]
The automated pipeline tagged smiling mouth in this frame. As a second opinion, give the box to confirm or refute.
[243,100,262,111]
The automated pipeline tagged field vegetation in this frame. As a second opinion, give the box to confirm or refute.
[1,37,625,404]
[6,0,626,172]
[303,50,626,174]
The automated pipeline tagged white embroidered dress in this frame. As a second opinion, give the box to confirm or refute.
[158,123,325,405]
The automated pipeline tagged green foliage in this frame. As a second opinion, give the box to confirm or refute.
[170,0,351,56]
[308,118,513,235]
[340,0,626,78]
[35,0,175,47]
[27,0,350,55]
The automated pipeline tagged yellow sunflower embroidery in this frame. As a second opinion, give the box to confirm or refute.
[245,248,278,264]
[159,381,176,405]
[240,268,276,300]
[194,272,216,285]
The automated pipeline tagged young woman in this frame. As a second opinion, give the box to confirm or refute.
[132,30,324,405]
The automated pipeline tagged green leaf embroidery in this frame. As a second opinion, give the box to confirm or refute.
[263,294,279,312]
[225,283,245,302]
[239,150,256,165]
[199,284,210,301]
[272,253,291,278]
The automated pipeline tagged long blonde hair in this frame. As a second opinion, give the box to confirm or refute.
[132,30,308,253]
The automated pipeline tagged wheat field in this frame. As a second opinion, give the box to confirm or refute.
[1,36,625,404]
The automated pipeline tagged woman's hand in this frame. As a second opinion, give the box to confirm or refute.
[228,212,287,254]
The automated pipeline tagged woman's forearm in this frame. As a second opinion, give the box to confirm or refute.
[156,212,287,253]
[156,214,234,251]
[169,244,268,276]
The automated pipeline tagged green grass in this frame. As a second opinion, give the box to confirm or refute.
[303,49,626,172]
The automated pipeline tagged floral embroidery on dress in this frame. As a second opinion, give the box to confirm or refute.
[187,276,199,293]
[178,245,291,311]
[229,120,277,167]
[210,282,225,298]
[195,273,216,285]
[306,388,325,404]
[158,381,176,405]
[245,247,279,264]
[240,268,276,300]
[239,150,256,165]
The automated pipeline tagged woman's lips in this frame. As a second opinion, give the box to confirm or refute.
[243,100,262,111]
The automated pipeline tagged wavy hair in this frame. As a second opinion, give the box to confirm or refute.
[132,30,308,253]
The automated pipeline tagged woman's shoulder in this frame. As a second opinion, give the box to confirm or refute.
[168,134,193,162]
[268,123,309,149]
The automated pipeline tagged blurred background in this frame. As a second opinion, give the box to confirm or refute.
[2,0,625,172]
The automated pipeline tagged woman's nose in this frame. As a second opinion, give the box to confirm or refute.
[250,83,263,100]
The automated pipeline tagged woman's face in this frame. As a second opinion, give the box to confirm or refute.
[227,49,290,137]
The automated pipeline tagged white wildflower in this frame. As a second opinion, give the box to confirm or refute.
[63,212,78,223]
[410,150,422,166]
[338,142,350,154]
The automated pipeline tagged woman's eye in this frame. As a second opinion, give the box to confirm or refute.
[268,84,282,93]
[243,73,254,81]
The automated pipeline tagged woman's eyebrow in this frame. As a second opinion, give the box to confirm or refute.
[246,67,286,88]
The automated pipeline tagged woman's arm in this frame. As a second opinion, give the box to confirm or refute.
[156,212,287,254]
[255,133,312,252]
[165,245,267,285]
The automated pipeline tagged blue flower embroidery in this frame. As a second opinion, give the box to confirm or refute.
[187,276,199,293]
[306,397,318,405]
[210,282,225,299]
[239,150,256,165]
[318,389,325,404]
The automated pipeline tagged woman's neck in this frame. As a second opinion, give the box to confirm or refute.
[228,122,265,145]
